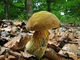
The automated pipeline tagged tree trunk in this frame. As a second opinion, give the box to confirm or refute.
[46,0,52,12]
[4,0,9,19]
[25,0,33,19]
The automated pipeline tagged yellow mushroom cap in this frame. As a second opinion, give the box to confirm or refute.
[26,11,61,31]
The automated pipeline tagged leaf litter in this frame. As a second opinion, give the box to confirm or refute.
[0,20,80,60]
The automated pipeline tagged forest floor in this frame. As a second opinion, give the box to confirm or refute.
[0,20,80,60]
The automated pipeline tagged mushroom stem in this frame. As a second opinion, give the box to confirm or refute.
[25,30,49,59]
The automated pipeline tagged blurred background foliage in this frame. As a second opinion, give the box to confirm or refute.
[0,0,80,24]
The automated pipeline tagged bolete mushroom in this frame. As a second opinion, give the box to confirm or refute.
[25,11,61,59]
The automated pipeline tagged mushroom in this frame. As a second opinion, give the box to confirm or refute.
[25,11,61,59]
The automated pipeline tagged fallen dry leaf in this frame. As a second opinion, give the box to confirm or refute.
[0,47,6,55]
[20,51,35,58]
[67,52,77,60]
[44,49,68,60]
[4,33,32,50]
[41,58,49,60]
[0,55,5,60]
[4,34,22,50]
[0,20,80,60]
[7,55,16,60]
[59,44,80,55]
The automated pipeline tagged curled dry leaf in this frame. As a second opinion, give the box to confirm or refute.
[47,44,61,52]
[13,20,22,26]
[59,44,80,55]
[41,58,49,60]
[0,55,5,60]
[8,50,35,59]
[67,52,77,60]
[1,26,11,32]
[9,50,22,56]
[11,26,18,34]
[20,51,35,58]
[7,55,16,60]
[4,33,32,50]
[76,31,80,49]
[48,27,68,45]
[44,49,68,60]
[49,30,55,40]
[13,20,26,27]
[4,34,22,50]
[0,47,6,55]
[59,44,80,60]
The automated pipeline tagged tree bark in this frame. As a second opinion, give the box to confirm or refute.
[24,0,33,19]
[4,0,9,19]
[46,0,52,12]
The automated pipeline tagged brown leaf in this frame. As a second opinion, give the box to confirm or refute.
[44,49,68,60]
[49,30,55,40]
[13,20,22,26]
[1,26,11,32]
[4,34,22,50]
[67,52,77,60]
[41,58,49,60]
[20,51,35,58]
[78,58,80,60]
[59,44,80,55]
[18,57,25,60]
[0,55,5,60]
[0,47,6,55]
[9,50,22,56]
[4,33,32,50]
[47,44,61,52]
[11,26,18,34]
[8,50,34,59]
[7,55,16,60]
